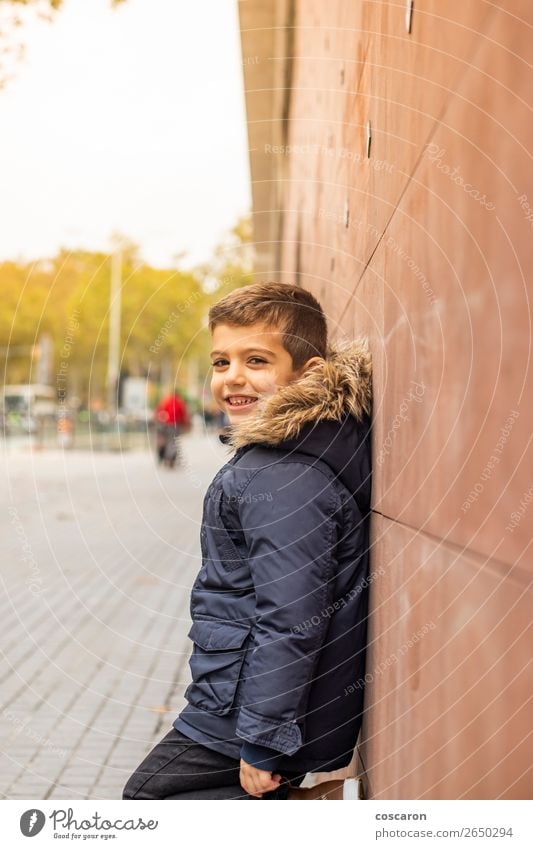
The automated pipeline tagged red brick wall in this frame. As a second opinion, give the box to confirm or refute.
[270,1,532,798]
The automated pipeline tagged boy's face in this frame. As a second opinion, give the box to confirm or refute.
[210,321,317,424]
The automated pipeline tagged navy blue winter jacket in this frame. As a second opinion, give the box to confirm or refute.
[174,340,372,774]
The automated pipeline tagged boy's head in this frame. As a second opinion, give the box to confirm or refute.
[208,282,327,423]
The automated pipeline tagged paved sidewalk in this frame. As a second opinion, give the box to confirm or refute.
[0,433,229,799]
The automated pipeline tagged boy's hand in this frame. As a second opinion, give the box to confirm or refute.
[239,758,282,798]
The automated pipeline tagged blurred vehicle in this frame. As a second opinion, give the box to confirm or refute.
[121,377,153,425]
[1,384,57,434]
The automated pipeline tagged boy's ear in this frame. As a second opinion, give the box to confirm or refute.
[295,356,324,378]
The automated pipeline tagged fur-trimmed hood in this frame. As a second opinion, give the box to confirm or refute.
[222,337,372,450]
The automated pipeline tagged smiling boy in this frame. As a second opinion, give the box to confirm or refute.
[123,282,372,800]
[210,320,322,422]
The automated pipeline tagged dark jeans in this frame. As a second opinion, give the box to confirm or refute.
[122,728,306,800]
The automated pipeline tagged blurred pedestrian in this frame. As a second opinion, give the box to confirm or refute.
[57,412,74,449]
[154,390,190,468]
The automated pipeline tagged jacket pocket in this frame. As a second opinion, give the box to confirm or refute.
[184,619,251,715]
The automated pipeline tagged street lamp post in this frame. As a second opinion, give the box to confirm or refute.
[106,249,122,419]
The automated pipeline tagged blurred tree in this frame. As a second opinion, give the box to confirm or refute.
[203,214,254,287]
[0,0,127,89]
[0,216,254,408]
[0,248,206,405]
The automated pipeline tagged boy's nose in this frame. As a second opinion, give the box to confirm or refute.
[224,380,247,393]
[224,367,246,387]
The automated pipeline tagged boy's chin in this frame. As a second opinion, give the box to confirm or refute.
[224,397,264,423]
[226,406,259,423]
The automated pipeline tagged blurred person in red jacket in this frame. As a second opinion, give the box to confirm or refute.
[154,391,191,468]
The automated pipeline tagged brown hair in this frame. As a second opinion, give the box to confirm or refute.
[208,282,328,368]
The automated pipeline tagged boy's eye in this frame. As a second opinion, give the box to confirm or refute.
[211,357,266,367]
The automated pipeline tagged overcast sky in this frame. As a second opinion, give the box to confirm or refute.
[0,0,251,269]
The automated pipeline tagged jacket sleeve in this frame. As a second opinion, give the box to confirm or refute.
[240,740,286,771]
[235,461,340,759]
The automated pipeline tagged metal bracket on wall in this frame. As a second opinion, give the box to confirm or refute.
[406,0,414,34]
[366,120,372,158]
[344,199,350,229]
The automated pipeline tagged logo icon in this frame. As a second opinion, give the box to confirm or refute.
[20,810,46,837]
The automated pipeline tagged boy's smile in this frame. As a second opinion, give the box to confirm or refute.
[210,321,316,424]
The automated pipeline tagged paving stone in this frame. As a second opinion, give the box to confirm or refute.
[1,437,224,799]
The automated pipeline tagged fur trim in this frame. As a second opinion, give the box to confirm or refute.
[224,337,372,449]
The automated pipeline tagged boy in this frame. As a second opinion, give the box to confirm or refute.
[123,282,372,800]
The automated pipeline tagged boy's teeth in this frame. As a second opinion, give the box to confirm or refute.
[229,396,256,406]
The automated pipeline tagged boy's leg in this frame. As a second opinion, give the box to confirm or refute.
[165,770,306,800]
[122,728,252,800]
[122,727,306,800]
